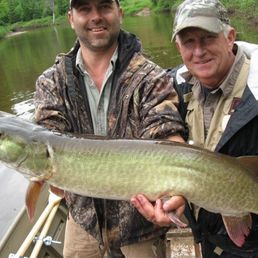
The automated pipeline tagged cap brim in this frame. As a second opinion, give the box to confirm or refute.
[172,16,224,41]
[70,0,119,8]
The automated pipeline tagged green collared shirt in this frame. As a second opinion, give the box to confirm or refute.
[76,48,118,136]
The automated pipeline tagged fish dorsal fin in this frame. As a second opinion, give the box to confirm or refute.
[236,156,258,181]
[222,214,252,247]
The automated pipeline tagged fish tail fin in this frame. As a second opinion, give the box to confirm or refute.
[26,181,45,221]
[222,214,252,247]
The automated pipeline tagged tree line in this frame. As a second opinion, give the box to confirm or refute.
[0,0,69,25]
[0,0,257,26]
[148,0,257,11]
[0,0,203,25]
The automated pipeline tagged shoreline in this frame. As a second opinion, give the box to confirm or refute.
[1,6,258,40]
[5,31,27,38]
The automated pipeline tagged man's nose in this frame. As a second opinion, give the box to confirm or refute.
[193,42,206,56]
[90,6,102,21]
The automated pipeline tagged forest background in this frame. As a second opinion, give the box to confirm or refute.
[0,0,257,38]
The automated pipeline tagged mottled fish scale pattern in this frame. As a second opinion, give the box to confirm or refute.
[0,113,258,219]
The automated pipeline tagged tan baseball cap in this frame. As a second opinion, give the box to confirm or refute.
[172,0,230,40]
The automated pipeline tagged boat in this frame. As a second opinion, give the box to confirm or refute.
[0,165,67,258]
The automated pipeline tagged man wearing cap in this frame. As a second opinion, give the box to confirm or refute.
[133,0,258,257]
[34,0,187,257]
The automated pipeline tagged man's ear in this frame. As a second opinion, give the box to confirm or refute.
[175,38,181,52]
[68,10,74,29]
[227,28,236,49]
[119,8,124,24]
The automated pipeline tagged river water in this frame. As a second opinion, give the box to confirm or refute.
[0,13,258,114]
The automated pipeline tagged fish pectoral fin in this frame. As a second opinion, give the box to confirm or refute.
[167,211,188,228]
[50,185,65,198]
[26,181,45,221]
[222,214,252,247]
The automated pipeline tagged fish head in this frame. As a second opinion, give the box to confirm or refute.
[0,134,25,162]
[0,133,52,180]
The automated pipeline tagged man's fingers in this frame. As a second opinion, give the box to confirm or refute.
[131,195,187,227]
[163,195,186,212]
[131,194,155,222]
[154,199,172,226]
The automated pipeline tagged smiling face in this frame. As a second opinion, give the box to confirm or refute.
[68,0,123,53]
[176,27,236,88]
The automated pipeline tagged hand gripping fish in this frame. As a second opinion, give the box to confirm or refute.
[0,111,257,247]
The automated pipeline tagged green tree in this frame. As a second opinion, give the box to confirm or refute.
[0,0,9,24]
[8,0,22,23]
[20,0,34,21]
[42,0,52,17]
[56,0,69,16]
[0,0,257,26]
[33,0,44,19]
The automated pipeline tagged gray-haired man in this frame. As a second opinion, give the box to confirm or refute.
[133,0,258,257]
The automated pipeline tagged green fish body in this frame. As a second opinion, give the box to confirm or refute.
[0,111,257,247]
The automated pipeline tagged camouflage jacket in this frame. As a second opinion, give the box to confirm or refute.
[34,30,186,248]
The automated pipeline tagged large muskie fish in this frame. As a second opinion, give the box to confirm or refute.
[0,111,257,247]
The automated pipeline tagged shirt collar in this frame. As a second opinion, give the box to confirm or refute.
[218,45,245,97]
[75,47,118,76]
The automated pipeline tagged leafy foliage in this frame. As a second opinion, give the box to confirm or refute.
[0,0,257,25]
[0,0,69,25]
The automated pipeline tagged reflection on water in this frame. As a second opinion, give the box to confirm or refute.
[12,98,35,121]
[0,24,75,114]
[0,13,258,114]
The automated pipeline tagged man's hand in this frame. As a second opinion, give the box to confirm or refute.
[131,135,187,227]
[131,194,186,227]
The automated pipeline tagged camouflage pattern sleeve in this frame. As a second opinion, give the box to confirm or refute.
[34,58,71,133]
[137,67,187,140]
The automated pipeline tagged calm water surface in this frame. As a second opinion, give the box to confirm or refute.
[1,13,258,114]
